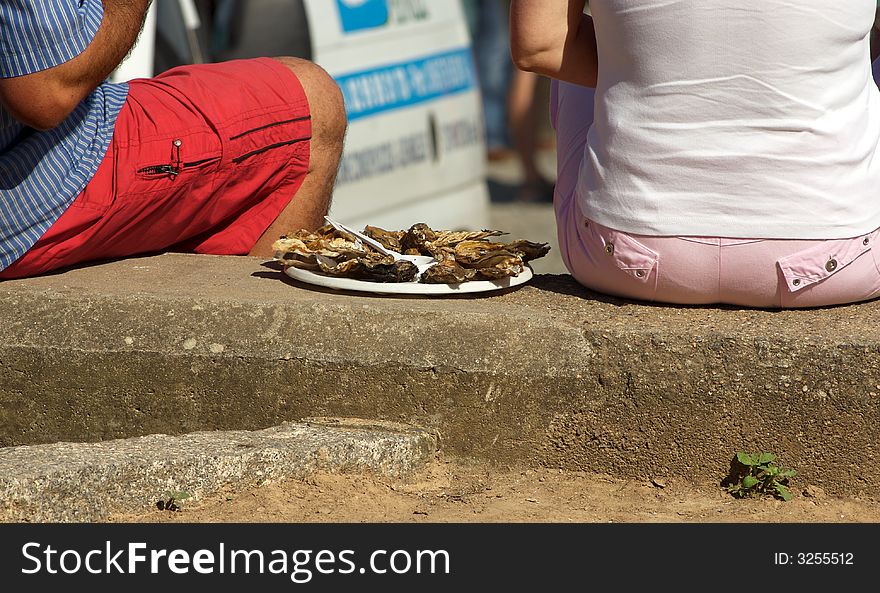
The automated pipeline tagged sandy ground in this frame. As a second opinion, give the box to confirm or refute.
[110,454,880,524]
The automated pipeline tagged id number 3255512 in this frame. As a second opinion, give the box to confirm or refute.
[774,552,854,565]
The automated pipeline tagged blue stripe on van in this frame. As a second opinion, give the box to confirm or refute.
[335,47,477,121]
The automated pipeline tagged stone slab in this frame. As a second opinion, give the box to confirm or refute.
[1,254,879,496]
[0,418,437,522]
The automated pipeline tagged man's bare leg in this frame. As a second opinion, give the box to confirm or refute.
[249,57,347,257]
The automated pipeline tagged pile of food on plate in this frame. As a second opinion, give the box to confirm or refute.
[272,222,550,283]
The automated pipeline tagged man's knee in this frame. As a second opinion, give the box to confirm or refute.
[272,57,346,148]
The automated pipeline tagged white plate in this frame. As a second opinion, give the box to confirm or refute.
[284,264,534,295]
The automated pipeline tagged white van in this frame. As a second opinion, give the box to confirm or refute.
[114,0,490,232]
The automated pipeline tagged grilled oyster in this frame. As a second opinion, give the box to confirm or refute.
[452,240,525,278]
[419,260,477,284]
[400,223,437,255]
[283,224,363,246]
[273,237,322,270]
[360,259,419,283]
[274,235,366,260]
[507,239,551,262]
[309,237,367,257]
[274,221,549,284]
[474,259,524,279]
[453,240,520,267]
[273,236,311,256]
[429,228,507,247]
[423,244,457,263]
[420,229,508,262]
[363,225,405,252]
[315,253,419,283]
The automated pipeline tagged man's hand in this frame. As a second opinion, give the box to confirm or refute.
[0,0,152,130]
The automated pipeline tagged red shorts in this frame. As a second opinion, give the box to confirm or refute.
[0,57,311,279]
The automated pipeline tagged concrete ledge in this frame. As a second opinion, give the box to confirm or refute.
[0,418,437,522]
[2,253,880,496]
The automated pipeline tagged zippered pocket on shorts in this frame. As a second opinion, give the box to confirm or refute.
[232,136,311,164]
[229,115,311,140]
[136,138,221,179]
[137,157,220,178]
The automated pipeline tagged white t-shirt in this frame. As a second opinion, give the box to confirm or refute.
[578,0,880,239]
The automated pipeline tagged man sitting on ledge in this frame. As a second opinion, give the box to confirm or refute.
[511,0,880,308]
[0,0,346,280]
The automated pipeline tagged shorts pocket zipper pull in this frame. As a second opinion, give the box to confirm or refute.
[173,139,182,172]
[138,164,179,177]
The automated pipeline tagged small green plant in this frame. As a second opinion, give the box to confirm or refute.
[157,490,191,512]
[726,452,796,501]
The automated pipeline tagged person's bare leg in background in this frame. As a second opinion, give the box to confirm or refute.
[249,57,347,257]
[509,69,553,202]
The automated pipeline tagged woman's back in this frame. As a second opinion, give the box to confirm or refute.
[580,0,880,239]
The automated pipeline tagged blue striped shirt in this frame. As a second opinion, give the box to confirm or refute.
[0,0,129,271]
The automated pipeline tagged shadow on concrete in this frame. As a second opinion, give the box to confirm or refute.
[488,180,519,204]
[488,180,555,205]
[523,273,868,313]
[527,274,637,306]
[2,252,169,281]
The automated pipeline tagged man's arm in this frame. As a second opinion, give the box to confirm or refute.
[509,0,598,87]
[0,0,152,130]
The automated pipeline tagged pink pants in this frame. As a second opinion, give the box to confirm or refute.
[552,63,880,308]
